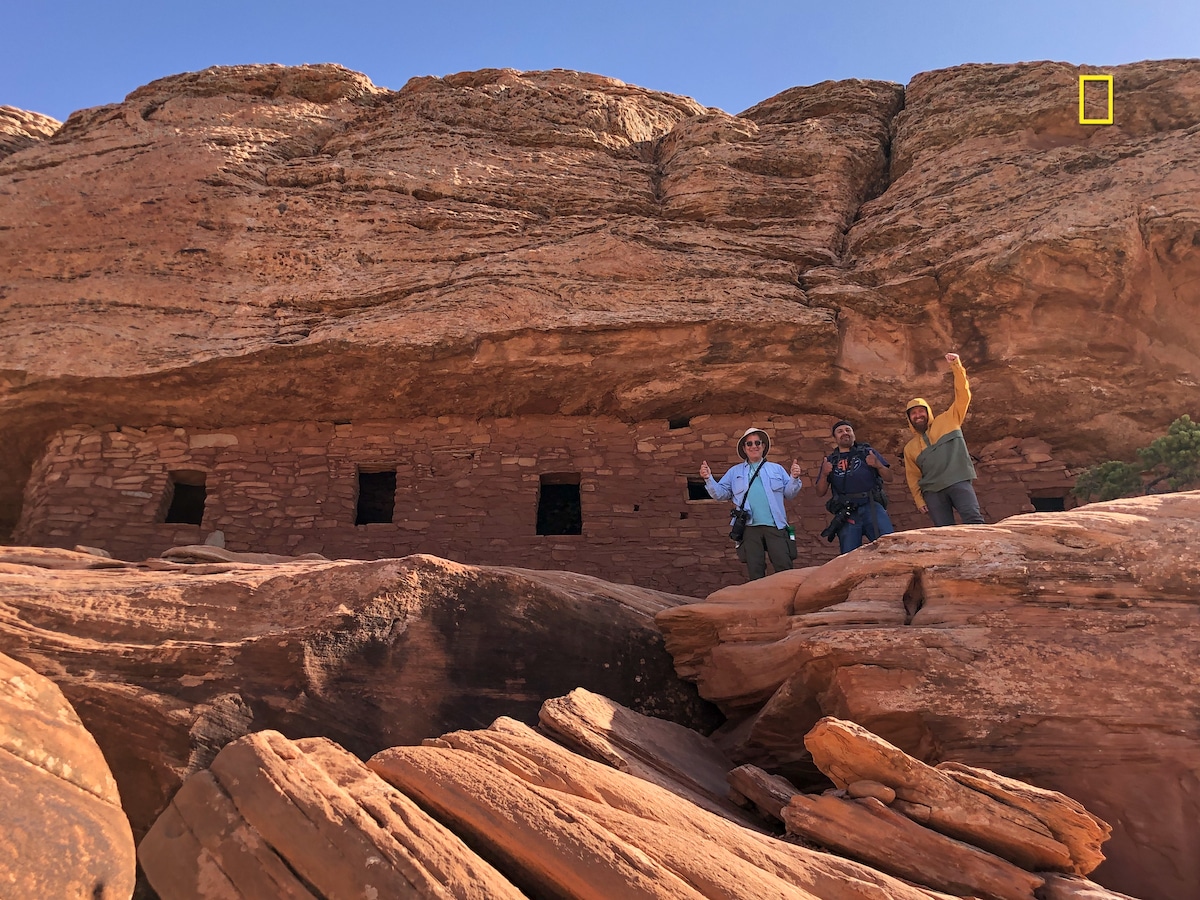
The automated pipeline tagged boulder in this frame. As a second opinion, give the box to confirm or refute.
[0,650,135,899]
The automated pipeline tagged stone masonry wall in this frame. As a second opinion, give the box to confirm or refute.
[14,415,1075,597]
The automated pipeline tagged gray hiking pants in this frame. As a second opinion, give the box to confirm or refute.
[925,480,985,526]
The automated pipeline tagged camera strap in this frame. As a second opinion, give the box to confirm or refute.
[736,460,766,514]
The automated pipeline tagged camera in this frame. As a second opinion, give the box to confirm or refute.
[820,503,855,542]
[729,508,750,541]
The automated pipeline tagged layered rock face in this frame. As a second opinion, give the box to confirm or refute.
[657,492,1200,899]
[3,60,1199,541]
[0,547,716,839]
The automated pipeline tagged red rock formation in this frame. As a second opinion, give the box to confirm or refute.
[4,60,1197,544]
[656,492,1200,900]
[0,105,59,158]
[0,548,717,838]
[138,694,1124,899]
[0,650,135,898]
[140,729,524,899]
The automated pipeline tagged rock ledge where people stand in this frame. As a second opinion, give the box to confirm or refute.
[656,492,1200,900]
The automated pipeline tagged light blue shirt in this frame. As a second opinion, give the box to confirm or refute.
[745,462,774,525]
[705,460,802,529]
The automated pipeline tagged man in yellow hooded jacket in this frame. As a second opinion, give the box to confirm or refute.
[902,352,985,526]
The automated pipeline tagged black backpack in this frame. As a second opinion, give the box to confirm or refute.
[824,444,888,514]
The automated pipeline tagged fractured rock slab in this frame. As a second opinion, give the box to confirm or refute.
[0,550,715,839]
[805,717,1097,873]
[139,729,523,900]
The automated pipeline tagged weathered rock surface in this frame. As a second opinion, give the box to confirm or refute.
[804,718,1107,874]
[372,713,943,900]
[539,686,746,819]
[140,691,1120,900]
[3,60,1198,539]
[657,492,1200,900]
[140,729,523,899]
[0,649,135,899]
[779,716,1112,900]
[782,792,1045,900]
[0,104,59,158]
[0,548,717,838]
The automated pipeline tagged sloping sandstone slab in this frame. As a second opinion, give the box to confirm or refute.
[140,729,523,899]
[539,686,745,819]
[656,493,1200,899]
[781,792,1044,900]
[0,650,135,899]
[371,725,941,900]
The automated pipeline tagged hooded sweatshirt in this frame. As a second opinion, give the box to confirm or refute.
[902,358,977,508]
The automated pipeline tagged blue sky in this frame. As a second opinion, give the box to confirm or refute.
[4,1,1197,122]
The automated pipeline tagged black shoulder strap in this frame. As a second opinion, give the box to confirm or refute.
[737,461,766,511]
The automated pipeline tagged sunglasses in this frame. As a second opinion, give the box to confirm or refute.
[744,440,763,447]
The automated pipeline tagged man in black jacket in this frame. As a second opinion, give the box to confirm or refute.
[816,420,895,554]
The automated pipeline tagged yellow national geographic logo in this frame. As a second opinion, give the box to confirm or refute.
[1079,75,1114,125]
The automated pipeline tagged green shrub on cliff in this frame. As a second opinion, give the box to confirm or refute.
[1074,415,1200,502]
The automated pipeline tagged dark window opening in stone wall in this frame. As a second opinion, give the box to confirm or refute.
[687,477,712,501]
[164,471,207,525]
[356,469,396,525]
[1031,495,1066,512]
[537,474,582,535]
[668,416,692,430]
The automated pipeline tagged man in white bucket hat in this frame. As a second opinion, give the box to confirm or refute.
[700,426,803,580]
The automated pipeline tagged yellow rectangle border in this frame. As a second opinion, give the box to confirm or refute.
[1079,75,1114,125]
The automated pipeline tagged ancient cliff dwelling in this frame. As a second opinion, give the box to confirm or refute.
[13,416,1072,595]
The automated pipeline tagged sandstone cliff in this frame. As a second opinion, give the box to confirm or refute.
[2,60,1199,537]
[0,104,59,158]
